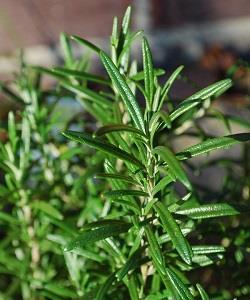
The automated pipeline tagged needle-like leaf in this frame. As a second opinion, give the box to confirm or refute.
[60,81,112,106]
[154,146,192,190]
[170,79,232,121]
[177,133,250,160]
[62,130,144,169]
[154,202,193,265]
[94,124,147,138]
[64,221,131,251]
[142,37,154,107]
[100,51,145,133]
[176,203,240,219]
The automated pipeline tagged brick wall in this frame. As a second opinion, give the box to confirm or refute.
[0,0,130,53]
[151,0,250,28]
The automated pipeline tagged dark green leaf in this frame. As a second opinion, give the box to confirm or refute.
[144,225,165,274]
[154,202,193,265]
[177,133,250,160]
[94,173,139,185]
[142,37,154,107]
[176,203,239,219]
[104,189,148,198]
[154,146,192,190]
[170,79,232,121]
[96,272,117,300]
[64,221,131,251]
[100,51,145,132]
[165,267,194,300]
[62,130,144,169]
[116,248,144,280]
[94,124,147,138]
[196,284,209,300]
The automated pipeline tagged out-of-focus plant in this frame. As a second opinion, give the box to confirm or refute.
[0,62,106,298]
[1,6,250,300]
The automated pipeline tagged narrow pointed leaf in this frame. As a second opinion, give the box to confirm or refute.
[154,202,193,265]
[176,203,239,219]
[32,201,63,220]
[159,65,184,110]
[142,37,154,106]
[94,173,139,185]
[71,35,100,53]
[196,284,209,300]
[64,221,131,251]
[116,248,144,280]
[52,67,110,85]
[104,189,148,198]
[44,283,77,298]
[130,68,165,81]
[154,146,192,190]
[61,81,112,106]
[60,32,74,67]
[94,124,147,138]
[100,51,145,132]
[192,245,225,255]
[152,176,174,196]
[144,225,165,274]
[0,82,24,104]
[170,79,232,121]
[96,272,117,300]
[165,268,194,300]
[62,130,144,168]
[177,133,250,160]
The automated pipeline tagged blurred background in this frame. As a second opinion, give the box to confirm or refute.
[0,0,249,130]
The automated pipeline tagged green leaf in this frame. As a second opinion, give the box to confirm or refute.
[60,32,74,67]
[44,283,77,298]
[100,51,145,133]
[176,203,239,219]
[154,146,192,190]
[62,130,144,169]
[60,81,112,106]
[0,82,24,104]
[142,37,154,107]
[159,65,184,110]
[177,133,250,160]
[104,189,148,198]
[64,221,131,251]
[94,173,139,185]
[52,67,110,85]
[116,248,144,280]
[152,176,174,196]
[0,211,20,225]
[32,201,63,220]
[118,30,143,63]
[130,68,165,81]
[96,272,117,300]
[165,267,194,300]
[71,35,100,53]
[154,202,193,265]
[94,124,147,138]
[192,245,225,255]
[170,79,232,121]
[196,284,209,300]
[144,225,165,274]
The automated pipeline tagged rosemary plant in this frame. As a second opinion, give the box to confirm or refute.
[1,6,250,300]
[48,6,250,300]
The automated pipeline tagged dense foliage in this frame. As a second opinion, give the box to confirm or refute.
[0,7,250,300]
